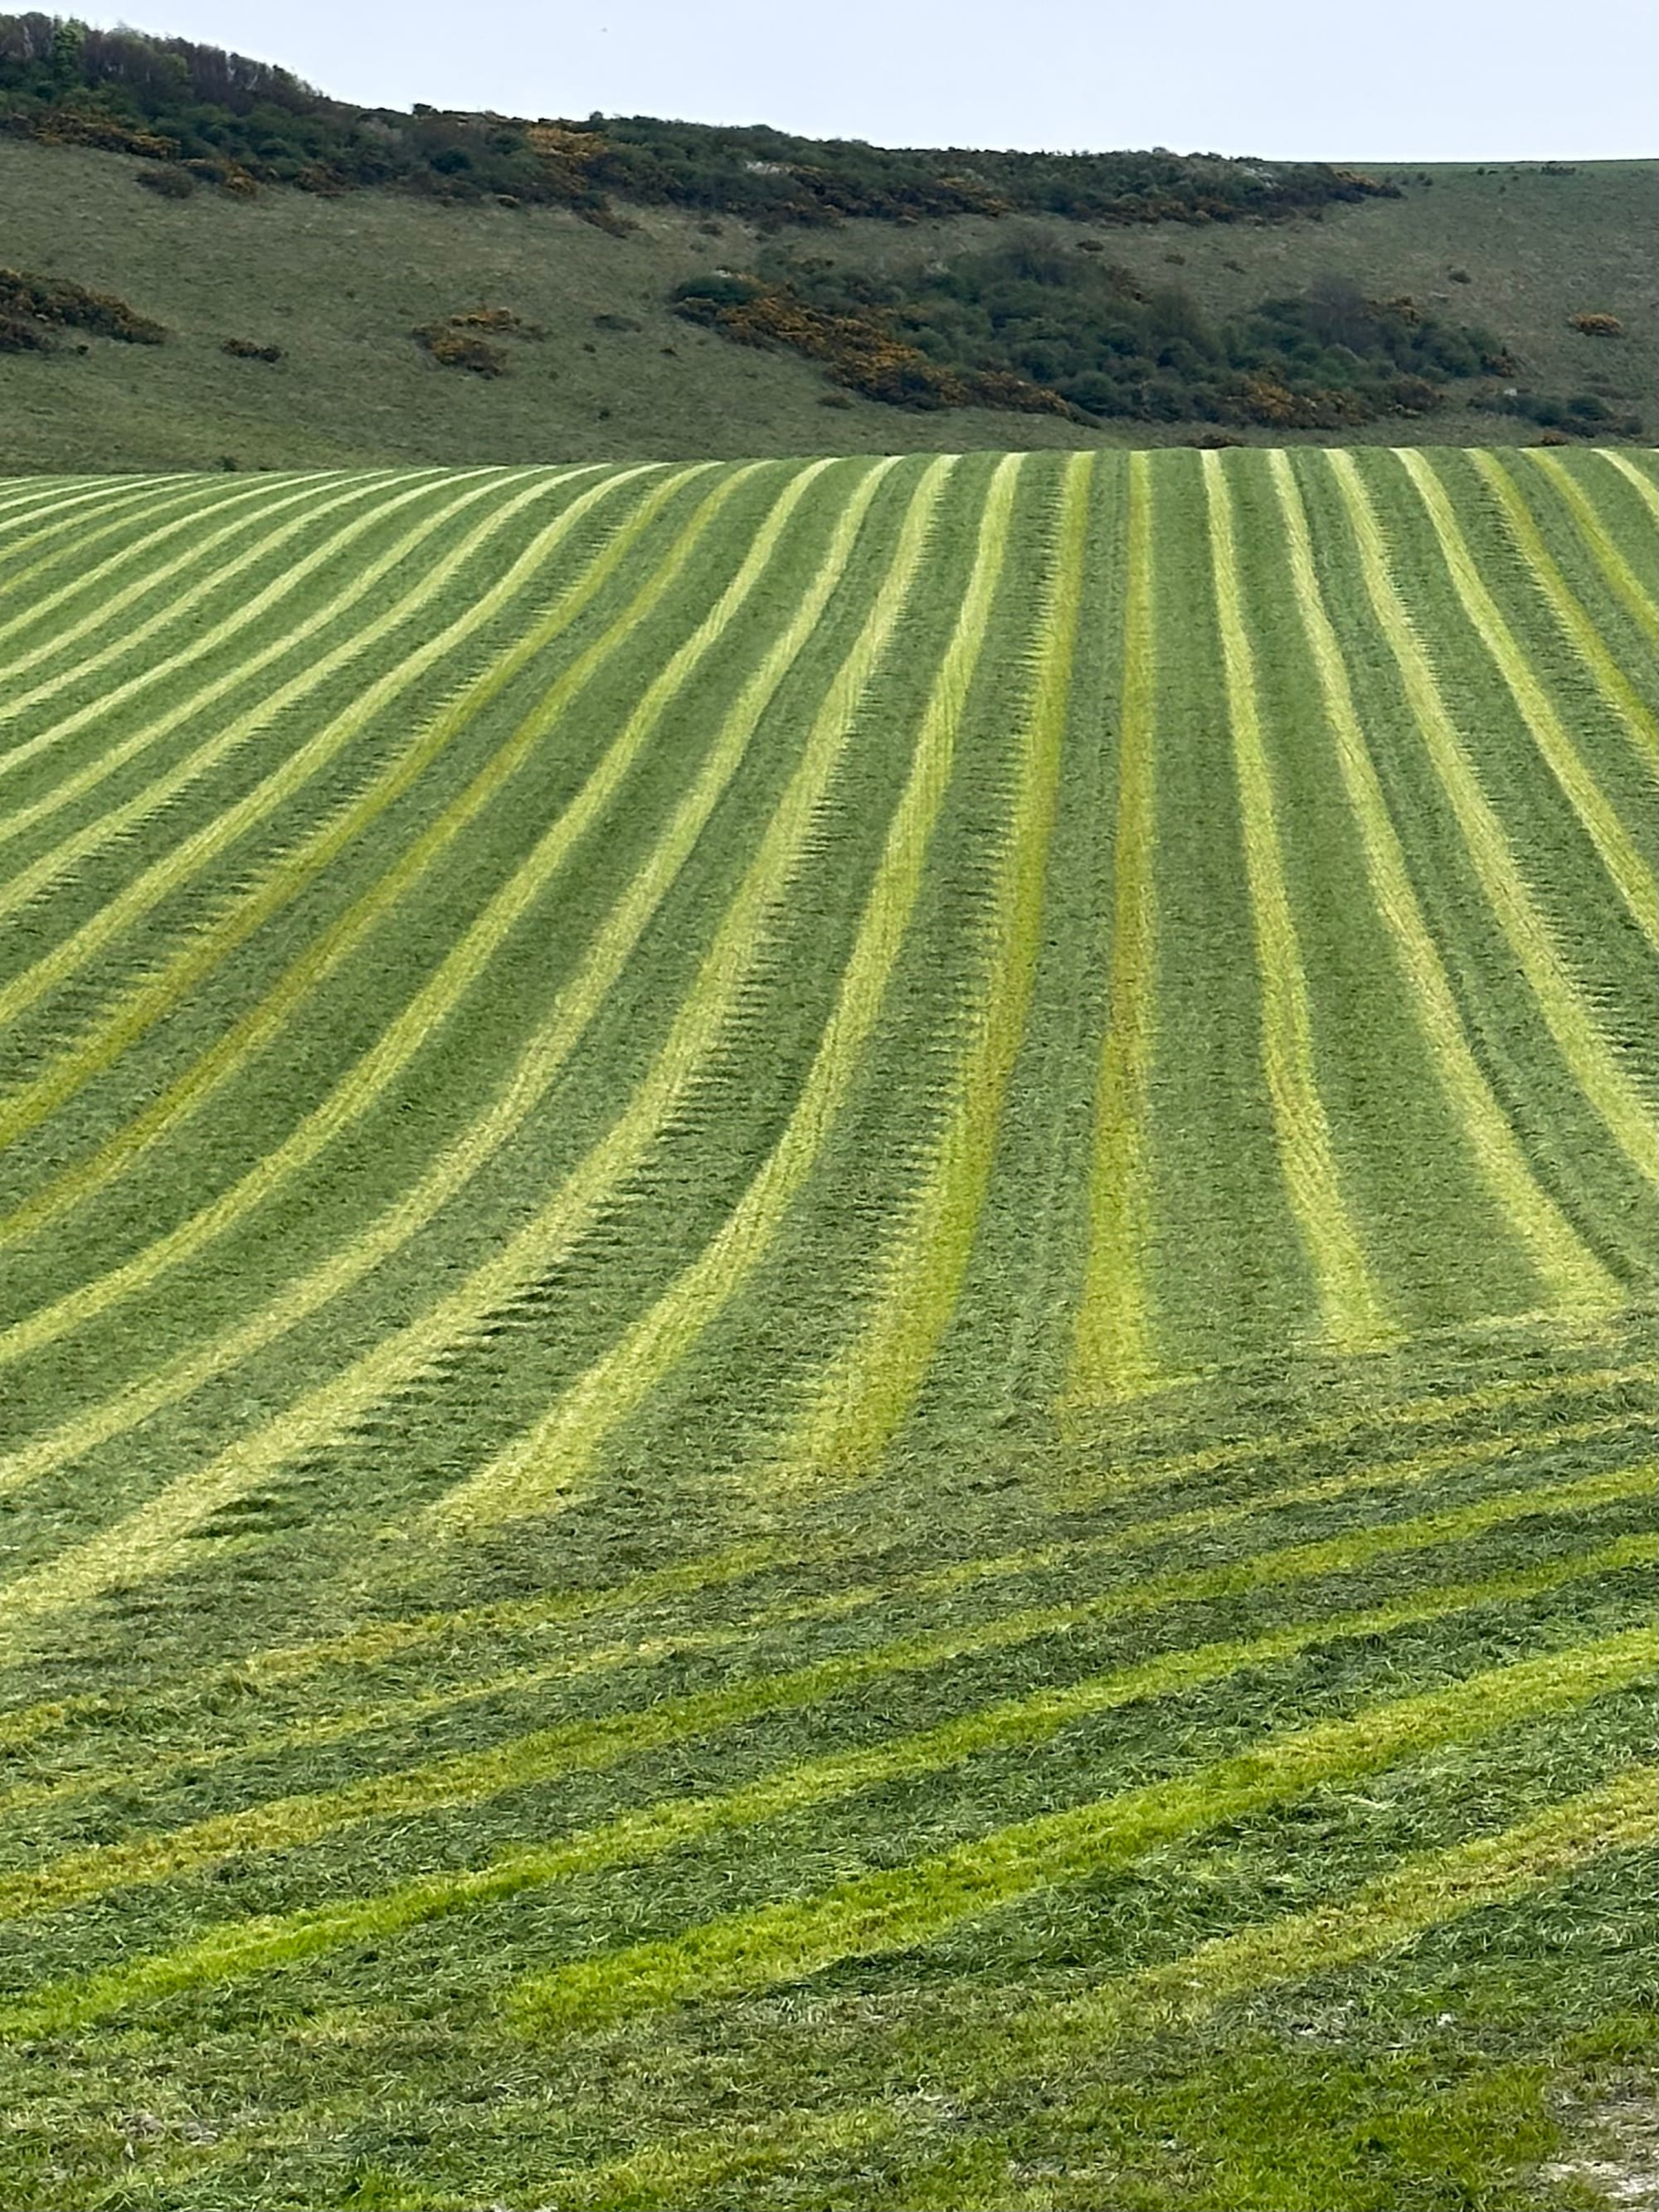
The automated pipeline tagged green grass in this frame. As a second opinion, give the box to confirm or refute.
[0,138,1653,470]
[0,447,1652,2210]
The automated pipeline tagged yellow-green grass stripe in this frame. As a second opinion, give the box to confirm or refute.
[14,1456,1646,1835]
[0,458,799,1471]
[1395,447,1658,944]
[1598,449,1659,516]
[1267,450,1624,1297]
[0,460,883,1626]
[0,469,425,778]
[789,453,1091,1475]
[2,1535,1643,2029]
[4,1456,1643,1928]
[1524,450,1658,646]
[1322,449,1657,1185]
[440,448,1022,1523]
[1204,450,1390,1350]
[0,466,645,1155]
[511,1625,1654,2033]
[1471,450,1657,770]
[0,474,326,694]
[575,1767,1653,2205]
[0,462,727,1315]
[1068,450,1158,1403]
[0,469,458,831]
[0,474,196,573]
[0,465,611,1017]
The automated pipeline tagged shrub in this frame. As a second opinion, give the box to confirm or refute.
[221,335,282,361]
[1569,311,1623,337]
[0,266,164,342]
[134,163,192,196]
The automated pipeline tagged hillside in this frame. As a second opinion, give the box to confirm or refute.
[0,125,1654,468]
[0,446,1653,2206]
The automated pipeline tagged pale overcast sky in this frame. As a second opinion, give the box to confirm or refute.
[94,0,1657,159]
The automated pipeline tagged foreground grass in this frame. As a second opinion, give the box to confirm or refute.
[0,446,1652,2207]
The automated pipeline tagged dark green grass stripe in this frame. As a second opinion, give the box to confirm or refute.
[0,464,741,1357]
[503,1624,1654,2031]
[0,473,430,765]
[568,1766,1652,2207]
[0,469,467,836]
[0,1451,1642,1916]
[0,474,338,709]
[0,1542,1645,2031]
[0,467,683,1237]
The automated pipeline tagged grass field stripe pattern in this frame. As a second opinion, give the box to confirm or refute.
[4,1407,1643,1802]
[1068,450,1158,1403]
[0,462,727,1296]
[1394,447,1658,945]
[0,459,819,1493]
[0,473,327,693]
[0,466,621,1055]
[0,461,891,1621]
[1204,450,1389,1349]
[577,1767,1654,2205]
[1525,450,1659,646]
[508,1626,1653,2031]
[0,469,462,834]
[1470,450,1657,770]
[792,454,1091,1475]
[0,1533,1640,2025]
[1323,448,1656,1185]
[12,1461,1643,1834]
[0,470,414,726]
[4,1450,1640,1926]
[0,453,1649,2200]
[1598,447,1659,515]
[1267,450,1619,1304]
[431,455,962,1525]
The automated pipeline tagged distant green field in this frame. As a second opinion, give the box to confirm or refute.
[0,446,1653,2209]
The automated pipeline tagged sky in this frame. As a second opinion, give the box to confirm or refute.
[92,0,1658,160]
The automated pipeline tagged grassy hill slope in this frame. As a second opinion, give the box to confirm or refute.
[1,136,1654,470]
[0,446,1652,2206]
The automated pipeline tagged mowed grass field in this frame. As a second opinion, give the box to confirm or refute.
[0,445,1653,2208]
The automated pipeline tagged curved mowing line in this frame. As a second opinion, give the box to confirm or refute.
[1598,449,1659,516]
[1525,450,1659,645]
[790,454,1092,1478]
[0,471,343,712]
[0,462,725,1273]
[0,474,182,566]
[0,472,398,735]
[0,470,456,842]
[1323,450,1657,1187]
[6,1557,1654,2035]
[578,1768,1653,2206]
[435,445,1013,1521]
[17,1457,1644,1837]
[510,1626,1654,2032]
[1268,450,1624,1304]
[1069,449,1157,1403]
[1,1395,1639,1785]
[1204,451,1390,1353]
[1395,448,1658,945]
[0,465,638,1150]
[4,1450,1642,1928]
[0,1523,1642,2005]
[0,459,874,1626]
[0,465,595,958]
[1472,450,1657,771]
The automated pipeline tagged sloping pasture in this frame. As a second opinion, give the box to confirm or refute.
[0,446,1652,2207]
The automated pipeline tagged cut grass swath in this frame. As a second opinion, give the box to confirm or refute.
[1322,448,1657,1188]
[1524,450,1659,649]
[1203,451,1389,1353]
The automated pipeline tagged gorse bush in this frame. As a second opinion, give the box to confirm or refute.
[0,264,164,343]
[677,250,1522,428]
